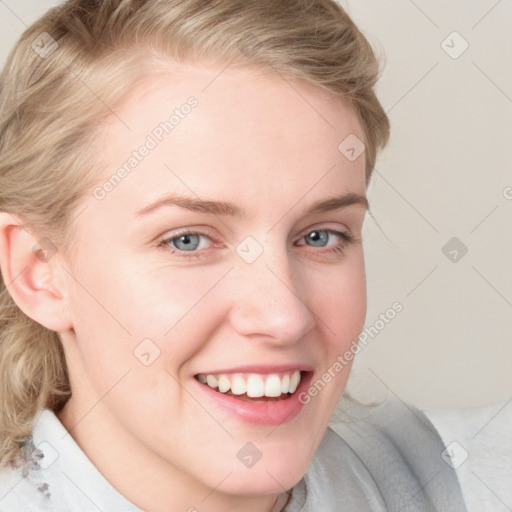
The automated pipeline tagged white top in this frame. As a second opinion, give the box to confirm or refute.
[0,408,140,512]
[0,397,472,511]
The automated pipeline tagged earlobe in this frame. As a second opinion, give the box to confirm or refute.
[0,212,73,332]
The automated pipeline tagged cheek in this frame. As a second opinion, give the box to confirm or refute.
[66,256,231,379]
[310,254,367,345]
[302,253,366,399]
[297,260,366,420]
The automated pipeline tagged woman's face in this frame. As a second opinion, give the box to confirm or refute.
[58,62,367,500]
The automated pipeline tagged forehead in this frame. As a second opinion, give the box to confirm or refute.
[93,63,366,216]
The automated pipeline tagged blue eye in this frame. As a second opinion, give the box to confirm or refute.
[296,228,355,257]
[158,231,210,258]
[171,234,202,251]
[305,230,330,247]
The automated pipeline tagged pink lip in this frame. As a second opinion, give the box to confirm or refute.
[194,363,314,375]
[193,370,313,426]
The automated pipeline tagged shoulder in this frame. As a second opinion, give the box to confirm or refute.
[0,430,55,512]
[296,397,468,512]
[0,409,141,512]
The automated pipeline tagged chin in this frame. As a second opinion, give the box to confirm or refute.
[209,447,313,496]
[222,467,305,496]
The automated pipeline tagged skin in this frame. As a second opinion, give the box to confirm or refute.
[0,62,368,512]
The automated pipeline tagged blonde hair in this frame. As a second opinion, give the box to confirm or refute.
[0,0,390,467]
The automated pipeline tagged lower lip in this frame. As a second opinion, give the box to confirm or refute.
[194,372,313,426]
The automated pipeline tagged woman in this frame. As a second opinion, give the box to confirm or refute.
[0,1,467,510]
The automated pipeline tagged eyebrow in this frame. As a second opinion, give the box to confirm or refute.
[134,192,368,218]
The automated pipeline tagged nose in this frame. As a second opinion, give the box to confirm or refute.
[227,250,316,346]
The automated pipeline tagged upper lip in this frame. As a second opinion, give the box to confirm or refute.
[195,364,314,375]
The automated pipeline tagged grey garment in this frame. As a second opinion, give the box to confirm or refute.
[0,398,467,512]
[283,397,468,512]
[425,399,512,512]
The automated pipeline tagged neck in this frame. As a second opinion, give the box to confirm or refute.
[57,398,286,512]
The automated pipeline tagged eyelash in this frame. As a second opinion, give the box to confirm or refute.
[157,226,355,260]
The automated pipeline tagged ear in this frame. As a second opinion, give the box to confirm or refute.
[0,212,73,332]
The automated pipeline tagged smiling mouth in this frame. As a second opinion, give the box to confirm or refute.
[194,370,303,403]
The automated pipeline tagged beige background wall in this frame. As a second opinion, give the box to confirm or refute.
[344,0,512,409]
[1,0,510,408]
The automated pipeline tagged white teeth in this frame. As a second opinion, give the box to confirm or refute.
[289,370,301,394]
[281,374,290,394]
[198,370,303,398]
[231,375,247,395]
[264,374,283,397]
[217,375,231,393]
[246,374,265,397]
[206,374,218,389]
